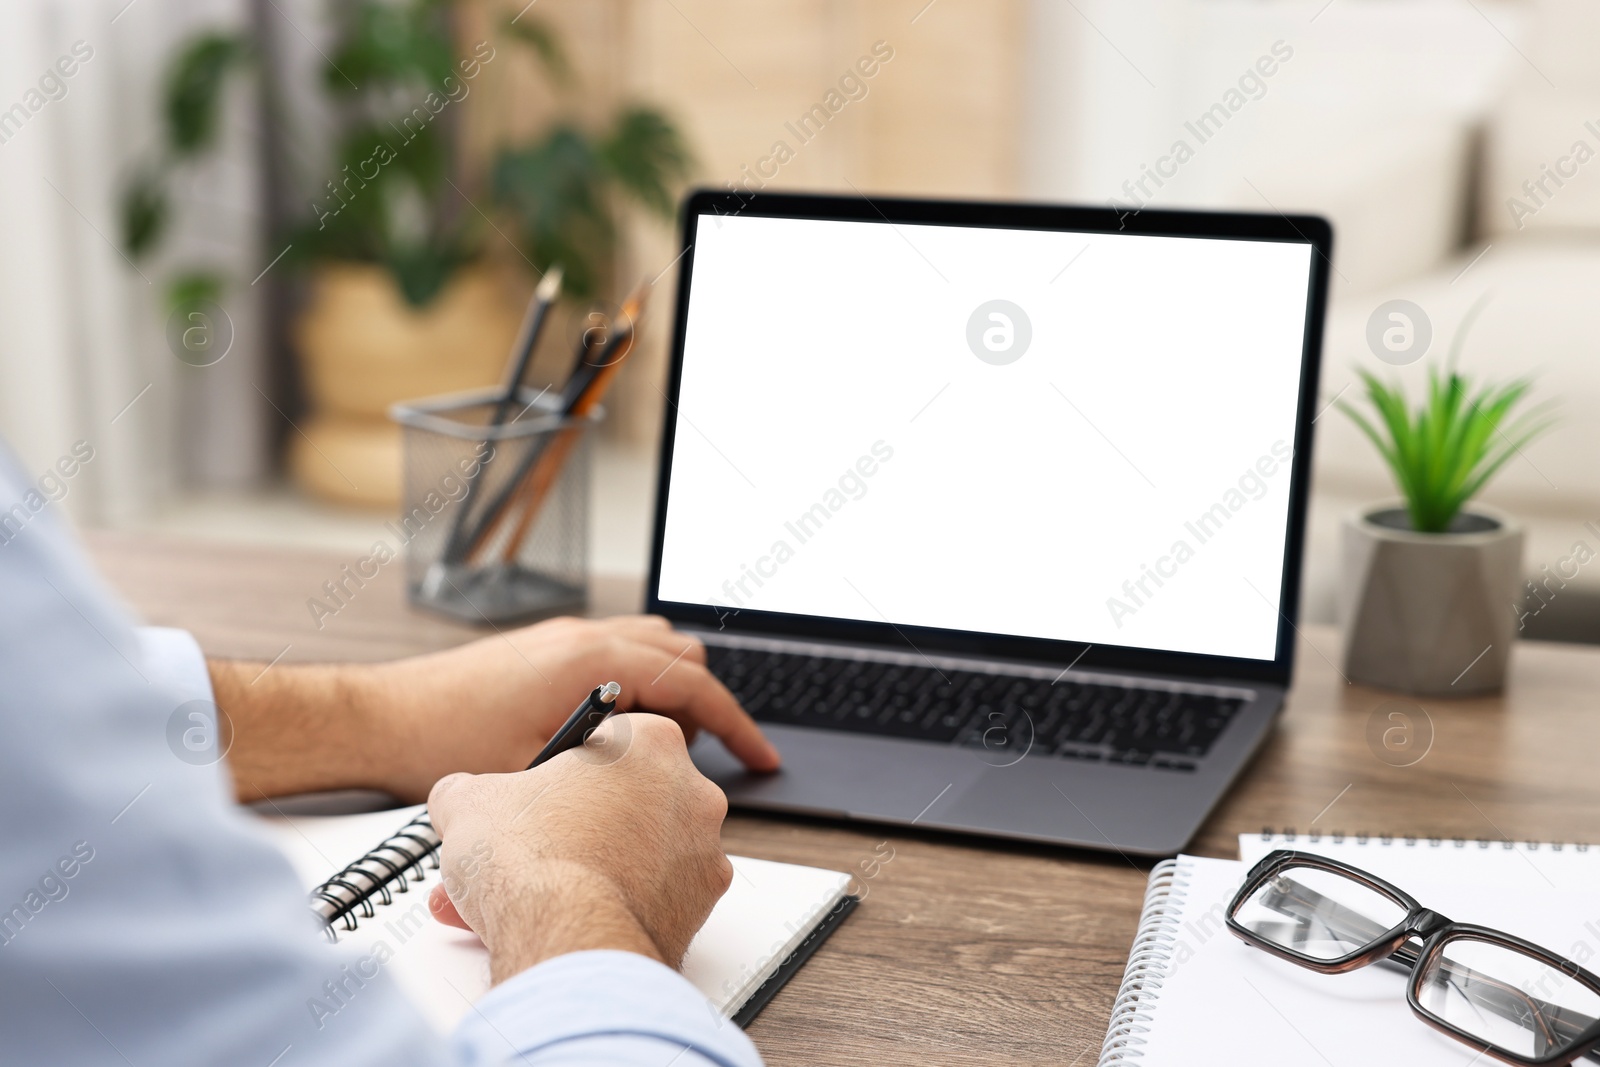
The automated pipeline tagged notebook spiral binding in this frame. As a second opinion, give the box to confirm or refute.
[1256,828,1591,852]
[1097,858,1190,1066]
[309,811,442,941]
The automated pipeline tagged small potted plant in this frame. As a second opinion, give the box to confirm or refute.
[1337,333,1554,695]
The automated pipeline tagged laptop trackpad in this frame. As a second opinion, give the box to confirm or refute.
[691,726,983,824]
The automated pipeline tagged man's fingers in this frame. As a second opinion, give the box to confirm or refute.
[426,775,489,933]
[427,772,474,836]
[612,641,780,772]
[428,883,472,930]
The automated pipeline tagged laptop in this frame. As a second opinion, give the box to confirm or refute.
[645,190,1331,857]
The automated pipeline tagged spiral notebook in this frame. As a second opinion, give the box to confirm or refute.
[1099,832,1600,1066]
[258,804,858,1032]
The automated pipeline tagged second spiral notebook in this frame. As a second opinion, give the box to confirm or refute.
[258,804,857,1032]
[1098,833,1600,1066]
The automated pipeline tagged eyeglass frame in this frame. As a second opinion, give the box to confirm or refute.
[1225,849,1600,1067]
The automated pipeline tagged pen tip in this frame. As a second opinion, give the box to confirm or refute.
[598,681,621,703]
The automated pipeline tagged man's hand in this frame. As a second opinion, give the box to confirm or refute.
[211,615,779,803]
[425,714,734,982]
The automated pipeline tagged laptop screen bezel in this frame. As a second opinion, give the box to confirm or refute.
[645,189,1330,687]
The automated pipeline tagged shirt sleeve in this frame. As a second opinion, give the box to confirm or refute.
[454,951,762,1067]
[0,447,764,1067]
[135,626,213,700]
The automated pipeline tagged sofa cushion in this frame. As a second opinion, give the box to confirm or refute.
[1481,86,1600,237]
[1197,111,1473,295]
[1315,235,1600,512]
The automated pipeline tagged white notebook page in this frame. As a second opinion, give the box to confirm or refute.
[254,804,850,1032]
[1240,833,1600,899]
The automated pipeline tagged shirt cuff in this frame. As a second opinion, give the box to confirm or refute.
[452,950,764,1067]
[135,626,214,703]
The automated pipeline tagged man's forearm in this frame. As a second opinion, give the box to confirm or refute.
[209,659,402,802]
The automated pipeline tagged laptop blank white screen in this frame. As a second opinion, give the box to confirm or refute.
[656,212,1314,662]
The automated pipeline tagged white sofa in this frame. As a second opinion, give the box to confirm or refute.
[1027,0,1600,634]
[1307,0,1600,632]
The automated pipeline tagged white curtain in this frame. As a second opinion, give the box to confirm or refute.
[0,0,268,526]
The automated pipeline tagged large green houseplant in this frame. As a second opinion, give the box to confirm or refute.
[122,0,691,504]
[1336,306,1554,695]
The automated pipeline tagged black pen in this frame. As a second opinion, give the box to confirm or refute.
[526,682,621,769]
[311,681,620,933]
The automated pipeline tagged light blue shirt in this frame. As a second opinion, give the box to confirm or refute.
[0,447,762,1067]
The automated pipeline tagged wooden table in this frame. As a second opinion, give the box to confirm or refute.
[88,531,1600,1067]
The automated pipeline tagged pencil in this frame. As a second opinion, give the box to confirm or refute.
[433,267,563,573]
[457,327,605,561]
[466,283,650,564]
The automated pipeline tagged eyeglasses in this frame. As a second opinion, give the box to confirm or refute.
[1227,850,1600,1066]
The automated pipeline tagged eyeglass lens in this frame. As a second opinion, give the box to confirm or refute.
[1233,864,1408,961]
[1416,936,1600,1061]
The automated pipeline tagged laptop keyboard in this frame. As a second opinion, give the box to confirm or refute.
[706,644,1246,771]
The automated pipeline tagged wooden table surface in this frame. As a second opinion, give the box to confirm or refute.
[88,530,1600,1067]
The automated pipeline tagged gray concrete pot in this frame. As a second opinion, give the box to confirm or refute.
[1339,502,1523,696]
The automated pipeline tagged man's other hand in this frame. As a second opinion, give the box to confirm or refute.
[366,615,779,801]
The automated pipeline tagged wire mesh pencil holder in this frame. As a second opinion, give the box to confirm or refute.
[391,387,598,625]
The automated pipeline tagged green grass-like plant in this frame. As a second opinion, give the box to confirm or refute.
[1337,303,1554,533]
